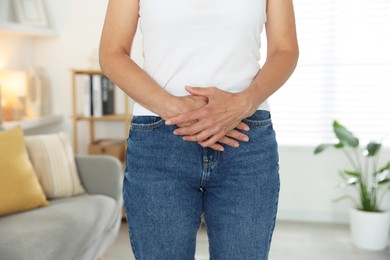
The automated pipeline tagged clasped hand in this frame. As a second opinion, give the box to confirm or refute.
[166,86,253,151]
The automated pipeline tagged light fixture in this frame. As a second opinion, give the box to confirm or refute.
[0,70,27,121]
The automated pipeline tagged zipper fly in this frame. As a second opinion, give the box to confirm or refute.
[200,149,220,188]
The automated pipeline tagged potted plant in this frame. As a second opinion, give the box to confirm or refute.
[314,121,390,251]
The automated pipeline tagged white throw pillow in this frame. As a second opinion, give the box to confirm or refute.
[25,132,85,199]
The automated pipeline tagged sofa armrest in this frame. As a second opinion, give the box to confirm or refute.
[75,155,123,202]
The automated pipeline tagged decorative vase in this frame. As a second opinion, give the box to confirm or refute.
[26,68,42,117]
[26,68,51,118]
[350,208,390,251]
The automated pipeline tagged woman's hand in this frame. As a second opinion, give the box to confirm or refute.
[162,95,208,126]
[208,124,250,151]
[165,86,256,149]
[164,93,251,151]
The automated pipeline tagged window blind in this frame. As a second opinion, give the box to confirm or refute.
[266,0,390,145]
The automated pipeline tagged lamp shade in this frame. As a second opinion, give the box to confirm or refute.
[0,70,27,97]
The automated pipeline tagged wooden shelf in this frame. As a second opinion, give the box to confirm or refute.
[0,22,59,37]
[71,69,131,154]
[0,115,63,130]
[72,69,104,75]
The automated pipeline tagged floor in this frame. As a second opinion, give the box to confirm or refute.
[104,221,390,260]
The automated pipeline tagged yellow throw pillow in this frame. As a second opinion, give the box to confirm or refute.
[0,126,48,216]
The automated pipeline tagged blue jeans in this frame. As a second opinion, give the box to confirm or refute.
[123,110,280,260]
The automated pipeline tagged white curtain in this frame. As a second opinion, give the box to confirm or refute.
[267,0,390,145]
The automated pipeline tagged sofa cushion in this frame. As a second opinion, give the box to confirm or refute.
[0,126,48,216]
[0,194,117,260]
[25,132,85,199]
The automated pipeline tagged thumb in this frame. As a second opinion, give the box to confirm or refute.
[185,85,211,97]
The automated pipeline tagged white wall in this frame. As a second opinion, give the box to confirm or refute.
[34,0,107,116]
[1,0,389,223]
[0,36,35,70]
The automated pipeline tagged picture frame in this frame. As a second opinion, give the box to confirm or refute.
[13,0,49,28]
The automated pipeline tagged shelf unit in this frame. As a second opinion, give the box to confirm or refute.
[0,22,59,37]
[0,115,63,131]
[71,69,131,154]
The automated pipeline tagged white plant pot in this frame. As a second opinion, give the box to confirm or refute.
[349,208,390,251]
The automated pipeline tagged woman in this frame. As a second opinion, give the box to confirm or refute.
[99,0,298,259]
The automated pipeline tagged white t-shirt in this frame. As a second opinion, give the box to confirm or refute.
[133,0,269,115]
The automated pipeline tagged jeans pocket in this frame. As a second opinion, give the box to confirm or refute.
[128,116,174,150]
[130,116,165,131]
[242,110,272,126]
[241,110,276,144]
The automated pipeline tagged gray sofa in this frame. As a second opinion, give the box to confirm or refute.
[0,155,123,260]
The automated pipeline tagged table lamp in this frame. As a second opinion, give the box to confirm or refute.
[0,70,27,121]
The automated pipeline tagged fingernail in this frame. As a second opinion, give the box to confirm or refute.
[234,143,240,148]
[219,147,225,151]
[173,130,179,135]
[243,137,249,142]
[182,136,188,140]
[165,120,173,125]
[244,126,250,131]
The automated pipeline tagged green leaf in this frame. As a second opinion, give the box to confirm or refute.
[379,179,390,185]
[339,177,358,187]
[314,144,334,154]
[334,143,345,149]
[365,142,381,157]
[343,170,361,177]
[333,121,359,147]
[338,170,348,181]
[374,162,390,176]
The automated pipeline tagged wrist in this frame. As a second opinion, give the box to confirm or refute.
[157,95,183,120]
[149,94,179,119]
[236,89,258,118]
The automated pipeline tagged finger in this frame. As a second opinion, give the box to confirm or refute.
[185,86,214,97]
[218,136,240,148]
[198,130,226,148]
[165,108,206,125]
[226,130,249,142]
[177,119,199,128]
[236,121,250,131]
[183,125,222,142]
[174,120,209,136]
[206,143,225,152]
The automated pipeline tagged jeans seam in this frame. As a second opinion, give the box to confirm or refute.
[266,182,280,255]
[123,177,140,259]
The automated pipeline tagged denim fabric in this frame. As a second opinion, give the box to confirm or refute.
[123,110,280,260]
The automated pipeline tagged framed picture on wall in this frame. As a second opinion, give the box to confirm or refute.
[13,0,49,28]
